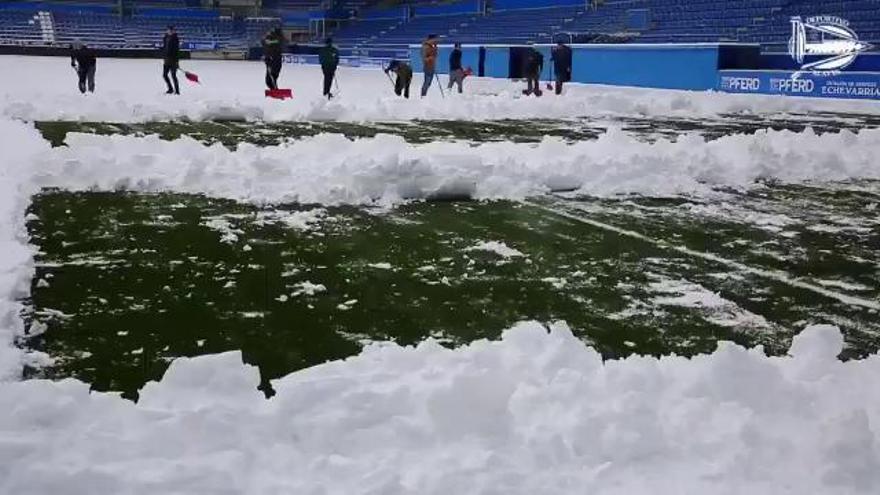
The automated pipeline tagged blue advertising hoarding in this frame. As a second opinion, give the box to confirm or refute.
[719,70,880,100]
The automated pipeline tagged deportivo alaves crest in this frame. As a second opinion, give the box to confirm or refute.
[789,16,872,77]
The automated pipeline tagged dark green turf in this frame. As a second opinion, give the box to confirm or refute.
[34,111,880,148]
[21,114,880,398]
[22,182,880,398]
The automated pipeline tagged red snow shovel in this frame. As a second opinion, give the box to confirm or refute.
[184,70,200,84]
[265,88,293,99]
[264,69,292,99]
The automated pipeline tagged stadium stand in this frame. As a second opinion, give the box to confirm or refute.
[42,0,117,4]
[452,5,581,45]
[325,0,880,50]
[133,0,188,6]
[0,0,276,49]
[329,18,401,45]
[586,0,880,47]
[0,0,877,51]
[246,17,283,44]
[0,8,48,46]
[53,9,126,48]
[274,1,326,9]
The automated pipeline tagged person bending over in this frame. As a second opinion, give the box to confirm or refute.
[385,60,413,99]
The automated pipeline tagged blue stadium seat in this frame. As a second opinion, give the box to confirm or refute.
[0,9,47,46]
[0,0,876,51]
[324,0,879,50]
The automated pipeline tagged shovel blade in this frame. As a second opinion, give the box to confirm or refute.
[265,88,293,99]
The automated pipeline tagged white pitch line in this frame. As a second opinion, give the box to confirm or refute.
[526,201,880,312]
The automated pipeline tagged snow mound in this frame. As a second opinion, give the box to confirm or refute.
[465,240,526,258]
[291,281,327,297]
[1,322,879,494]
[35,126,880,205]
[0,118,51,380]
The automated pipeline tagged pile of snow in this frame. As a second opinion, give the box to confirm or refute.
[0,118,51,379]
[290,281,327,297]
[2,56,879,123]
[2,322,880,494]
[200,208,327,244]
[256,208,326,231]
[33,126,880,205]
[202,215,244,244]
[368,262,394,270]
[465,241,526,258]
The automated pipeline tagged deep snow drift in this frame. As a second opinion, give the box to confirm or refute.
[2,56,880,122]
[35,125,880,204]
[3,322,880,494]
[0,118,49,380]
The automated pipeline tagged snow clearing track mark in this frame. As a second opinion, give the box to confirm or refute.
[528,199,880,312]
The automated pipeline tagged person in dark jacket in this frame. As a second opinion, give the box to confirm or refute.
[318,37,339,98]
[447,42,464,94]
[70,41,97,94]
[522,45,544,97]
[161,26,180,94]
[550,40,573,95]
[262,27,285,90]
[385,60,412,99]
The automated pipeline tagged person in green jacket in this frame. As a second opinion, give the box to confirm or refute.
[384,60,412,99]
[262,27,285,90]
[318,37,340,99]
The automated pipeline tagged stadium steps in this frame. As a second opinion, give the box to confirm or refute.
[38,11,56,45]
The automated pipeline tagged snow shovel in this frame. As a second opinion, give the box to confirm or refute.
[384,70,398,94]
[264,70,292,99]
[266,88,292,99]
[435,73,445,98]
[184,70,200,84]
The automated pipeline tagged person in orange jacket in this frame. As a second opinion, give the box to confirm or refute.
[420,34,439,97]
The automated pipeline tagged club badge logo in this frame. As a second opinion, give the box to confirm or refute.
[789,16,872,78]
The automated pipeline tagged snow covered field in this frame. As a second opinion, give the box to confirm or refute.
[2,56,880,494]
[3,55,880,122]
